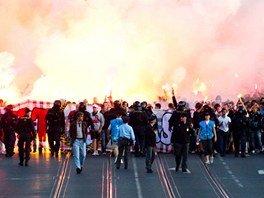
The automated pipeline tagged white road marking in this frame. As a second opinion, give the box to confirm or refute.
[258,170,264,174]
[132,157,143,198]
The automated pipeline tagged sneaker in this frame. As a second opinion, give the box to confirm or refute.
[102,152,107,155]
[204,160,210,164]
[92,151,99,156]
[182,169,191,173]
[251,150,255,154]
[209,156,214,164]
[121,159,124,164]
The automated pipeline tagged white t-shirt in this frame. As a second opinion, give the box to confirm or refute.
[217,116,231,132]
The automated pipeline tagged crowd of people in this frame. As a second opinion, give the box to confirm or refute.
[0,92,264,174]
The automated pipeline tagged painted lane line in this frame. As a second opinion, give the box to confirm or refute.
[132,157,143,198]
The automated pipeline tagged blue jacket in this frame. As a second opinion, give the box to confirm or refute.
[110,118,123,143]
[199,120,215,140]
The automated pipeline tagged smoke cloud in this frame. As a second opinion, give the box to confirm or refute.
[0,0,264,104]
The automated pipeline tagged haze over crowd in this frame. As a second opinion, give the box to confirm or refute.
[0,0,263,104]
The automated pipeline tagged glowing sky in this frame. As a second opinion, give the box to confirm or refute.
[0,0,264,104]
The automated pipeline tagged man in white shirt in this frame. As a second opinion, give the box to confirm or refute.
[217,108,231,157]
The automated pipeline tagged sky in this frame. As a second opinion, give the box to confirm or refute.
[0,0,264,105]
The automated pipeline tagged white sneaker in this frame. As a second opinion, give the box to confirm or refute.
[121,159,124,164]
[183,169,191,173]
[204,160,210,164]
[92,151,99,156]
[210,156,214,164]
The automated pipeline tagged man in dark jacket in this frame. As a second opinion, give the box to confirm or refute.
[145,115,157,173]
[46,100,65,157]
[171,113,193,173]
[69,111,88,174]
[232,106,249,157]
[129,101,148,157]
[16,108,35,166]
[0,105,18,157]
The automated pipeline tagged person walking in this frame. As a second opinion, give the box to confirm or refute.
[171,113,193,173]
[16,108,36,166]
[145,115,157,173]
[91,104,105,156]
[197,112,217,164]
[69,112,87,174]
[217,108,231,157]
[249,105,262,153]
[116,116,135,170]
[0,105,18,157]
[100,103,111,155]
[46,100,65,157]
[107,111,124,163]
[232,105,249,157]
[129,101,148,157]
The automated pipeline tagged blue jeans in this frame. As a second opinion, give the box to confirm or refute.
[250,130,262,151]
[73,139,86,169]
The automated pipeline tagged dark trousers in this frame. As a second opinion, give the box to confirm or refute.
[201,139,213,156]
[133,126,145,156]
[145,146,155,170]
[189,129,197,152]
[101,129,108,153]
[233,130,246,155]
[18,133,31,163]
[116,138,130,168]
[173,143,189,170]
[217,130,228,155]
[48,130,61,154]
[4,131,16,157]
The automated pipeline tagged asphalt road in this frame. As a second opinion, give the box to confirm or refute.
[0,150,264,198]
